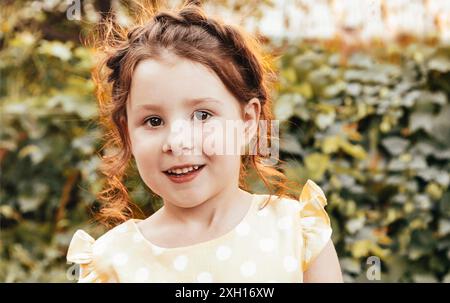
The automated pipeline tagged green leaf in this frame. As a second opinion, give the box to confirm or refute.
[304,153,330,181]
[339,141,367,160]
[322,136,341,154]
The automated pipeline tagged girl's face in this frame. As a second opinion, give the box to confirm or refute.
[126,53,260,208]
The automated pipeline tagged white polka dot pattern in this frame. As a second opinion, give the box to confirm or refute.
[235,222,250,236]
[216,245,232,261]
[240,261,256,277]
[112,253,128,266]
[173,255,188,271]
[151,245,166,255]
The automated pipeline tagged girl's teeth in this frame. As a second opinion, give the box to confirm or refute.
[168,165,202,175]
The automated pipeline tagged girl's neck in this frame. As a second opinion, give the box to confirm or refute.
[160,187,253,233]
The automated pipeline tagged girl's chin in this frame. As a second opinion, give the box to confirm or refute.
[167,195,209,209]
[151,187,206,201]
[175,201,206,209]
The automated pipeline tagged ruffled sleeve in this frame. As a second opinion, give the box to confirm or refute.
[298,179,333,272]
[67,230,106,283]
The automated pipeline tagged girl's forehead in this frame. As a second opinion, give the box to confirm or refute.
[129,57,237,110]
[132,56,217,84]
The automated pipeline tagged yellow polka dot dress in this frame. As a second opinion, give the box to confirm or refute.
[66,179,332,282]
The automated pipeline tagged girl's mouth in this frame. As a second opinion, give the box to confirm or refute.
[163,165,206,184]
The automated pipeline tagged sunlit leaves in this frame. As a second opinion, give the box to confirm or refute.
[275,42,450,282]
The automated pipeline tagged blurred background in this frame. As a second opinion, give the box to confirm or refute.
[1,0,449,282]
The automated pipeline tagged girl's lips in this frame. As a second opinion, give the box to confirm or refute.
[163,165,206,184]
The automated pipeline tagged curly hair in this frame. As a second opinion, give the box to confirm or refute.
[90,0,302,228]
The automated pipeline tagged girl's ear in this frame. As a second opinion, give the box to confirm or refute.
[242,97,261,142]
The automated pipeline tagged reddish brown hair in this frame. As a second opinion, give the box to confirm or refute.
[91,0,301,227]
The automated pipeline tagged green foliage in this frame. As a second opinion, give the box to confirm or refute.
[276,43,450,282]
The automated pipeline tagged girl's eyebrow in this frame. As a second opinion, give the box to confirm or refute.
[187,97,223,106]
[135,97,222,111]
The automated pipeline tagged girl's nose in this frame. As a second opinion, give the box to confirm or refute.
[162,119,198,156]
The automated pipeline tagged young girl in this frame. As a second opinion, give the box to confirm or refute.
[67,1,342,283]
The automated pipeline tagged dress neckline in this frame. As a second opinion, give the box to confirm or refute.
[129,193,260,252]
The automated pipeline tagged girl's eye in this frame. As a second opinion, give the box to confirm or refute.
[193,110,212,121]
[144,117,163,128]
[143,111,211,128]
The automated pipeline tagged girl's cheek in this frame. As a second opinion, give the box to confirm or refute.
[202,123,225,156]
[201,120,246,156]
[202,134,220,156]
[131,131,161,160]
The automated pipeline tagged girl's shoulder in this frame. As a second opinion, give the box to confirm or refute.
[254,179,332,271]
[256,179,330,219]
[68,219,139,256]
[66,219,139,282]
